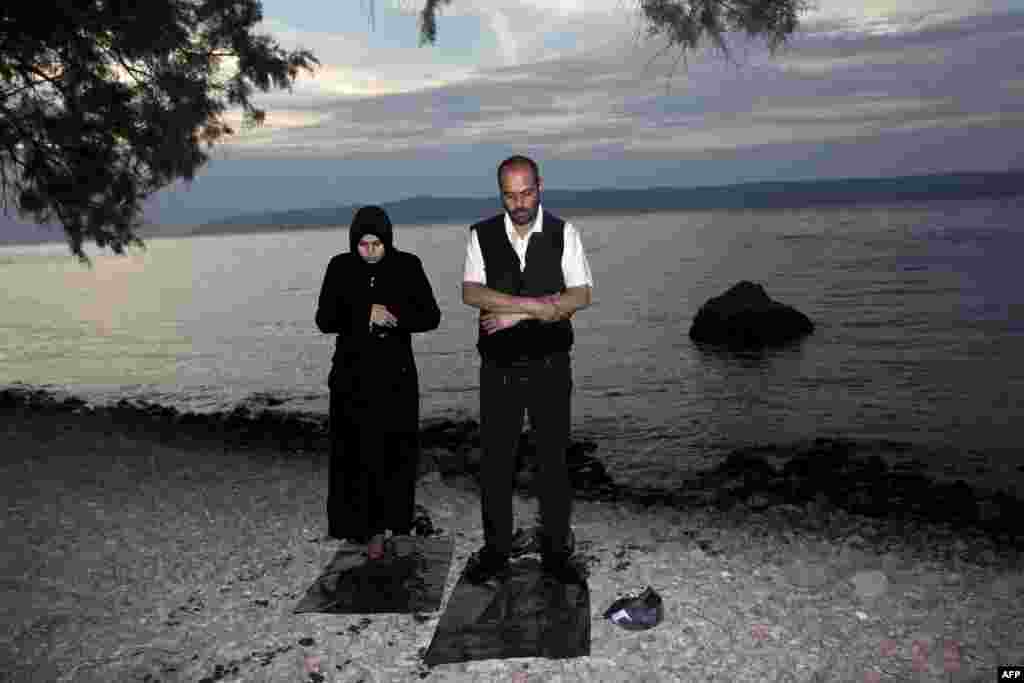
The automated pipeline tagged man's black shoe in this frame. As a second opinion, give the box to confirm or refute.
[541,552,587,585]
[464,547,510,585]
[511,526,576,558]
[510,527,538,557]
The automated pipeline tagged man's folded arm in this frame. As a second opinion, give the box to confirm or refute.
[462,282,592,321]
[549,285,592,321]
[462,282,539,314]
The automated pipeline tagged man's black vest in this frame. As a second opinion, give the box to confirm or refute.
[472,211,574,360]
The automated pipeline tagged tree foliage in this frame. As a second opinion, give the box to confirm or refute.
[636,0,805,56]
[1,0,318,261]
[418,0,454,47]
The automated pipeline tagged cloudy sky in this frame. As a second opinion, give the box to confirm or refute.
[145,0,1024,224]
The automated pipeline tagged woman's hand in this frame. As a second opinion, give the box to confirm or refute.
[480,311,530,335]
[370,304,398,327]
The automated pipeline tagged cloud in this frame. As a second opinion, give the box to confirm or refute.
[243,16,482,104]
[208,3,1024,174]
[394,0,642,71]
[774,44,954,75]
[223,108,331,131]
[798,0,995,34]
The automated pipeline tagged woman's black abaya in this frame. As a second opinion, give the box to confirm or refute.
[315,206,441,542]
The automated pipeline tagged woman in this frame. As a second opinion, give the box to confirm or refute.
[315,206,441,554]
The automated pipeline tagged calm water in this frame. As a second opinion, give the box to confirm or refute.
[3,197,1023,493]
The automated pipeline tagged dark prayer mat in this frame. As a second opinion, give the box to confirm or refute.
[293,535,454,614]
[423,557,590,667]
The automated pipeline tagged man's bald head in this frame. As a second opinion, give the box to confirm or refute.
[497,155,540,187]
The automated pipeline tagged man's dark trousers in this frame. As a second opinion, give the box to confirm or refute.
[478,350,573,559]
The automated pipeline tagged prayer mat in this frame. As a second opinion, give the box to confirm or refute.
[293,535,454,614]
[422,557,590,667]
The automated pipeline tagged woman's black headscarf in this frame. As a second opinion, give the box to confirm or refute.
[349,205,394,269]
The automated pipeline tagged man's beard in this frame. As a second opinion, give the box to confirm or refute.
[511,208,535,225]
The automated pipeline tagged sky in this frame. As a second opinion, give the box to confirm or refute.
[138,0,1024,224]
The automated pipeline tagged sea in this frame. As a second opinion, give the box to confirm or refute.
[3,197,1023,496]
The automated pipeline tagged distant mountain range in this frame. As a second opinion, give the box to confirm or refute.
[3,170,1022,245]
[194,169,1024,235]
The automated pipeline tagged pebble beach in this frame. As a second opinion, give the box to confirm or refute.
[2,388,1023,682]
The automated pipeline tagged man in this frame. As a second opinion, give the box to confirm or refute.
[461,155,594,585]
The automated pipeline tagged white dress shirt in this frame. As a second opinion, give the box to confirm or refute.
[463,205,595,290]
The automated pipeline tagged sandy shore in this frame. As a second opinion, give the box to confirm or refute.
[3,402,1023,682]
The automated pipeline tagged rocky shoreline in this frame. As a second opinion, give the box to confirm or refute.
[4,383,1023,551]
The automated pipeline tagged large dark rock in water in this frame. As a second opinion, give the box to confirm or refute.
[690,281,814,349]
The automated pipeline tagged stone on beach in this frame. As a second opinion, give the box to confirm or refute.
[783,558,832,589]
[689,280,814,348]
[851,569,889,601]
